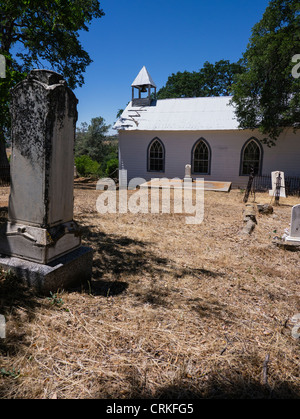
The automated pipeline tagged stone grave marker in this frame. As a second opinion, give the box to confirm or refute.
[119,168,128,190]
[269,171,286,198]
[0,69,93,293]
[184,164,192,182]
[0,315,5,339]
[284,204,300,245]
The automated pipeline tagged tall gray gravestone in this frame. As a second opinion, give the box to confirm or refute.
[0,70,93,292]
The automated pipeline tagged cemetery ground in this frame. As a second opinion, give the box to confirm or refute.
[0,182,300,399]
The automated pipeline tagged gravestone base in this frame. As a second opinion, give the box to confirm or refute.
[283,236,300,246]
[0,246,93,294]
[273,237,300,251]
[0,221,81,265]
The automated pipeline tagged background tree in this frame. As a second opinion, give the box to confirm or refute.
[157,60,245,99]
[75,116,118,178]
[0,0,104,172]
[75,117,111,162]
[231,0,300,146]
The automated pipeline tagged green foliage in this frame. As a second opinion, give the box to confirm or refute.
[0,55,27,139]
[75,155,101,177]
[0,0,105,146]
[75,117,118,178]
[0,367,20,379]
[47,291,64,308]
[105,158,119,177]
[0,0,104,88]
[157,60,245,99]
[116,109,124,119]
[231,0,300,146]
[158,71,200,99]
[75,117,111,162]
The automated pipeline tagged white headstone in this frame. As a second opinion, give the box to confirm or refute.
[0,315,5,339]
[119,168,128,189]
[290,205,300,238]
[184,164,192,182]
[185,164,191,177]
[269,171,286,198]
[284,204,300,244]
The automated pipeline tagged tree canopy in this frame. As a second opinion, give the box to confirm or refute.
[0,0,104,87]
[157,60,245,99]
[75,116,118,178]
[230,0,300,146]
[75,116,111,162]
[0,0,104,165]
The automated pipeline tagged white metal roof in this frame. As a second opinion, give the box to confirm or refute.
[131,66,157,88]
[114,96,239,131]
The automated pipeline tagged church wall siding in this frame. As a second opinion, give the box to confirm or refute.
[118,128,299,188]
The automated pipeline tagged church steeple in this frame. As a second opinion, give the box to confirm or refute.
[131,66,156,106]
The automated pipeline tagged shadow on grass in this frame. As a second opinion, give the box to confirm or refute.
[0,271,43,370]
[0,206,8,223]
[0,271,42,321]
[0,206,42,329]
[99,367,300,399]
[153,376,300,399]
[78,224,222,305]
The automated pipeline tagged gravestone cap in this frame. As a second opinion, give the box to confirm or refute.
[27,69,65,86]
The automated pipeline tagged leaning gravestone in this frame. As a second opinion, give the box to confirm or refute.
[0,70,93,293]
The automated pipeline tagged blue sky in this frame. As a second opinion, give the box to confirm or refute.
[74,0,271,134]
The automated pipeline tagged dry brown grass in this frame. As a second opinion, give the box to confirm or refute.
[0,183,300,399]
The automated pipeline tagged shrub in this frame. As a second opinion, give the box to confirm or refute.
[105,158,119,177]
[75,155,101,178]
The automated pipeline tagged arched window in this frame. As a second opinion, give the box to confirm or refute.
[240,138,263,176]
[148,138,165,172]
[192,138,211,174]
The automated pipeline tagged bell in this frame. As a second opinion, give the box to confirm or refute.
[140,86,147,93]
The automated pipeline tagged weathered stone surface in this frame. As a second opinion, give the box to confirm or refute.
[0,69,93,290]
[257,204,274,215]
[0,247,93,294]
[0,69,83,264]
[240,204,257,235]
[0,221,81,264]
[8,69,78,228]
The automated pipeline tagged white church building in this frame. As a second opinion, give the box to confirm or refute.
[114,67,300,189]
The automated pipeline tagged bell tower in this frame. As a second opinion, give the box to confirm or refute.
[131,66,156,106]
